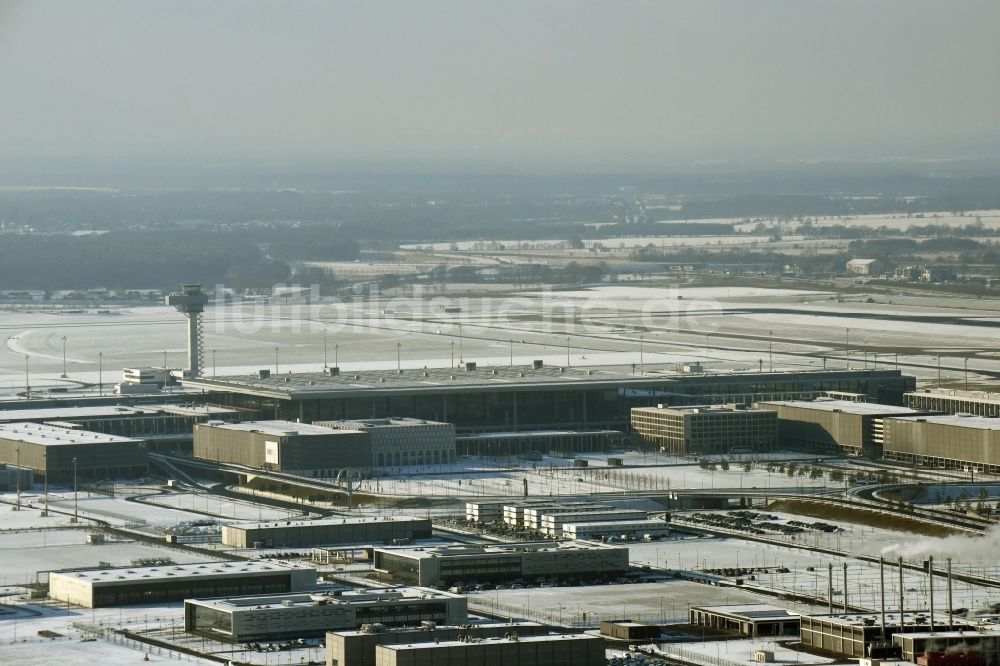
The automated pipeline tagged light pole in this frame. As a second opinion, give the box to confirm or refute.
[212,348,217,377]
[458,323,464,364]
[323,329,328,369]
[450,340,455,368]
[845,328,850,369]
[565,336,570,367]
[14,445,20,510]
[72,456,79,523]
[965,356,970,390]
[24,354,29,399]
[61,335,68,378]
[769,330,773,372]
[42,450,48,517]
[98,351,103,397]
[396,342,402,372]
[509,339,514,366]
[334,344,339,369]
[640,333,644,373]
[274,346,279,374]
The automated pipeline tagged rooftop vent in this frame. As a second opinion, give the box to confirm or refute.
[258,369,271,379]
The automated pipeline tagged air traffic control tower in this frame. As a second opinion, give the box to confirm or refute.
[166,283,209,378]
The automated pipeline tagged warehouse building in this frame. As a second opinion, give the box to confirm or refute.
[757,398,927,457]
[49,560,316,608]
[456,429,623,457]
[373,542,630,587]
[185,586,466,642]
[193,420,370,477]
[689,604,800,638]
[182,365,914,432]
[373,633,605,666]
[222,516,433,548]
[599,620,663,641]
[0,422,147,482]
[894,629,1000,666]
[630,404,777,454]
[326,622,549,666]
[799,612,969,658]
[315,417,455,467]
[907,389,1000,418]
[883,414,1000,472]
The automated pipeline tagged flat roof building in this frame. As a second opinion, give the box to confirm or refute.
[907,389,1000,418]
[222,516,433,548]
[561,519,672,541]
[50,560,316,608]
[800,612,970,658]
[185,587,466,642]
[894,629,1000,666]
[326,622,549,666]
[689,604,800,638]
[0,403,242,452]
[193,420,370,477]
[181,365,914,432]
[373,542,630,588]
[0,422,147,482]
[539,509,648,536]
[757,398,927,457]
[599,620,662,641]
[883,414,1000,472]
[631,404,777,454]
[373,633,605,666]
[315,417,455,468]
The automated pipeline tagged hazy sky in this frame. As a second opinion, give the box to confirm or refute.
[1,0,998,170]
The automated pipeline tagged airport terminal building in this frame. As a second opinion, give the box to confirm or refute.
[182,364,915,433]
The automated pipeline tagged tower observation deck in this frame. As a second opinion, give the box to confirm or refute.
[166,283,209,378]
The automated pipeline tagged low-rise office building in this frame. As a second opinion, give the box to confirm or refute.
[315,417,455,467]
[185,587,466,642]
[193,420,370,477]
[689,604,800,638]
[326,622,549,666]
[907,389,1000,418]
[883,414,1000,472]
[630,404,777,454]
[540,509,648,536]
[600,620,662,641]
[373,542,630,587]
[0,422,147,482]
[561,519,672,541]
[757,398,927,457]
[522,503,612,531]
[222,516,433,548]
[374,633,605,666]
[50,560,316,608]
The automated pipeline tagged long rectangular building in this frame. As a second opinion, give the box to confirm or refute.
[50,560,316,608]
[326,622,548,666]
[883,414,1000,472]
[0,422,147,481]
[907,389,1000,417]
[185,587,467,642]
[182,365,914,432]
[373,542,630,587]
[757,398,927,457]
[194,420,371,476]
[374,633,605,666]
[222,516,433,548]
